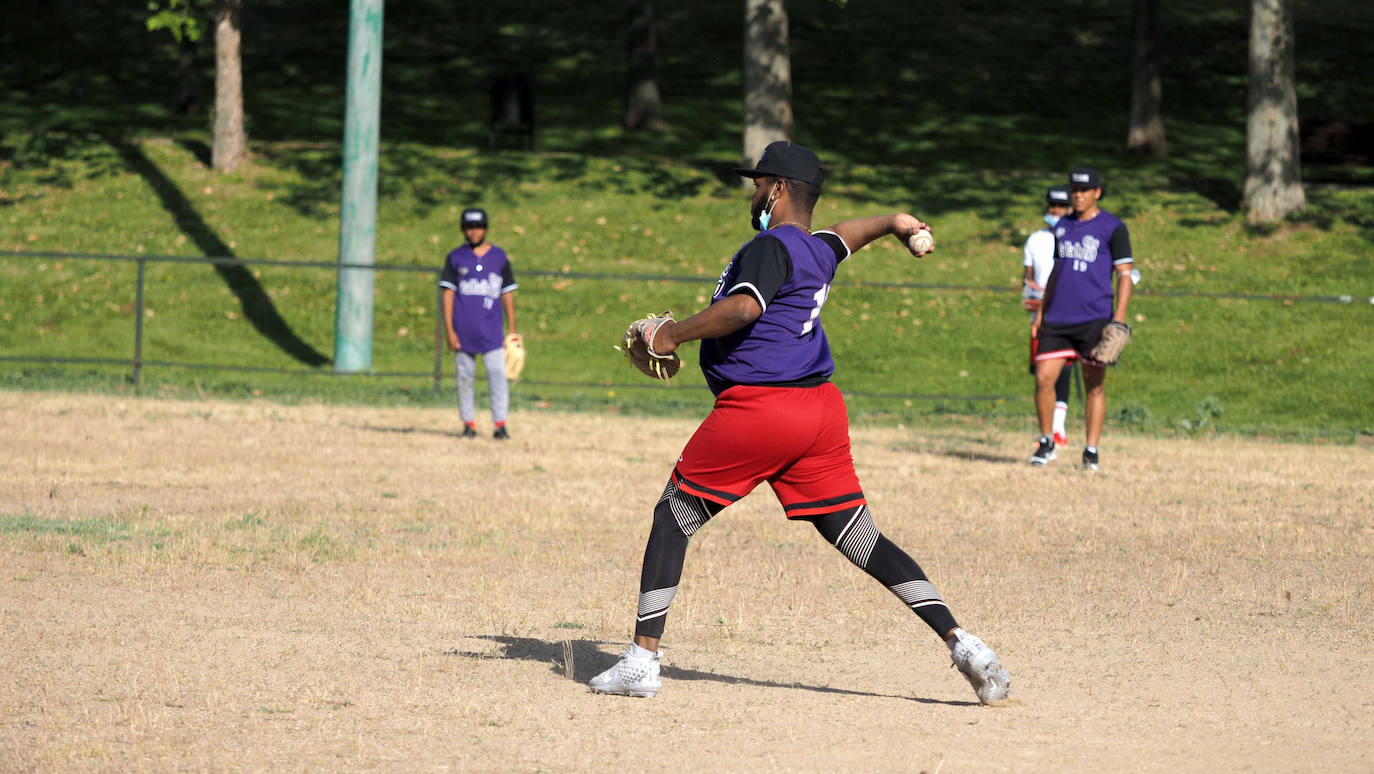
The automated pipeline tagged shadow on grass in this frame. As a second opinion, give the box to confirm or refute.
[927,448,1024,465]
[109,137,331,368]
[352,423,467,439]
[455,634,972,706]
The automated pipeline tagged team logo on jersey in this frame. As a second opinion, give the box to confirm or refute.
[1055,227,1066,238]
[711,263,733,300]
[1058,235,1101,263]
[459,274,502,298]
[457,266,469,277]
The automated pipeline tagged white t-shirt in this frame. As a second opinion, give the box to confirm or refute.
[1022,228,1056,288]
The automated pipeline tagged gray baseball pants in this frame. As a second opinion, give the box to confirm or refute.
[455,348,508,424]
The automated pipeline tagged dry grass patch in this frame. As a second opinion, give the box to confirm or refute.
[1,392,1371,772]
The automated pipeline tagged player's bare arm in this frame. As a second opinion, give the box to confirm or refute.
[1032,259,1063,339]
[441,288,461,351]
[1023,266,1044,311]
[826,213,930,255]
[501,291,517,335]
[651,295,762,355]
[1113,265,1133,323]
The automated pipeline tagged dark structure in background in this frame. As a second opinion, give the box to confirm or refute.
[1300,120,1374,167]
[489,74,535,150]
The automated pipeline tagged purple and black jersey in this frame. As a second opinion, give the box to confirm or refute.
[438,244,517,354]
[699,225,850,395]
[1045,210,1133,326]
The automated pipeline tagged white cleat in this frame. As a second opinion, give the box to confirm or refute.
[948,629,1011,704]
[588,648,662,698]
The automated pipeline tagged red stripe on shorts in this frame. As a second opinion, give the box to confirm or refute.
[782,492,867,518]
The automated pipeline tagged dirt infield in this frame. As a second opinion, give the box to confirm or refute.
[1,392,1371,772]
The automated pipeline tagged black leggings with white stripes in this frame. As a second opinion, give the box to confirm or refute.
[633,483,958,640]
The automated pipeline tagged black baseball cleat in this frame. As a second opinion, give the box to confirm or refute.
[1082,447,1099,471]
[493,426,511,440]
[461,425,478,439]
[1028,435,1056,466]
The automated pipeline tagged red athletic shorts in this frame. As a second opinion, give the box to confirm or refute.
[672,382,866,518]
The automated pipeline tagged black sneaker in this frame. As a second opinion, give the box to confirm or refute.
[493,426,511,440]
[1028,435,1056,466]
[461,425,478,439]
[1082,447,1099,471]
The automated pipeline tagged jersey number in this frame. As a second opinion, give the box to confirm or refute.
[1072,259,1089,273]
[801,284,830,334]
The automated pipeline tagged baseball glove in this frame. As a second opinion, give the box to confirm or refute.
[617,311,681,383]
[504,333,526,380]
[1088,320,1132,366]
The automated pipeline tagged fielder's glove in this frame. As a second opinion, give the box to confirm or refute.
[617,311,681,383]
[1088,320,1132,366]
[504,333,526,380]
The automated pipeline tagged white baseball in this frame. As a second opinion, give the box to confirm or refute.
[908,229,934,255]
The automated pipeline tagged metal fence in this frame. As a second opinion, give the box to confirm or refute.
[2,249,1370,401]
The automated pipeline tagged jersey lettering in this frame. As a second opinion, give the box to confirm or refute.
[1058,235,1100,264]
[459,274,504,300]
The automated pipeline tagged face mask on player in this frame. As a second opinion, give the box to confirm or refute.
[1044,214,1061,227]
[751,182,781,232]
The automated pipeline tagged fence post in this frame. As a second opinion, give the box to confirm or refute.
[133,258,146,388]
[433,282,444,396]
[334,0,384,373]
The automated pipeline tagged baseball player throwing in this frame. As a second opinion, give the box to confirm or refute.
[589,141,1011,705]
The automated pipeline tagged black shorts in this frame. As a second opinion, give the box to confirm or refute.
[1034,319,1110,366]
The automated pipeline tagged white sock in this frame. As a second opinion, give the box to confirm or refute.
[629,643,657,659]
[946,628,967,650]
[1085,445,1098,455]
[1052,402,1067,435]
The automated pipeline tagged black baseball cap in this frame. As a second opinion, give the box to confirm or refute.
[461,207,489,228]
[733,141,825,187]
[1046,185,1070,206]
[1069,167,1105,197]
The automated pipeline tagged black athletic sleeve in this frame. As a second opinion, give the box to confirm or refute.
[813,230,851,263]
[1110,222,1134,264]
[501,259,517,292]
[727,235,793,310]
[439,253,458,290]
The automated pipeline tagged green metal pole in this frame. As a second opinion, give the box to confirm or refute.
[334,0,384,372]
[134,258,146,388]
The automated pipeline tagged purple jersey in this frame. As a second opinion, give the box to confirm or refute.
[1045,210,1133,326]
[699,226,850,395]
[438,244,517,353]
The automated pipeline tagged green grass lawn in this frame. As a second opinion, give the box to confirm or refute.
[2,0,1372,438]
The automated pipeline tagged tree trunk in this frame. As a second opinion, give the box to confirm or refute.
[1126,0,1165,154]
[1243,0,1305,223]
[624,0,662,130]
[742,0,791,181]
[177,35,202,115]
[213,0,247,173]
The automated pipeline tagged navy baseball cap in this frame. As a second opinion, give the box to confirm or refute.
[461,207,489,228]
[1069,167,1105,197]
[1046,185,1070,205]
[734,141,825,187]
